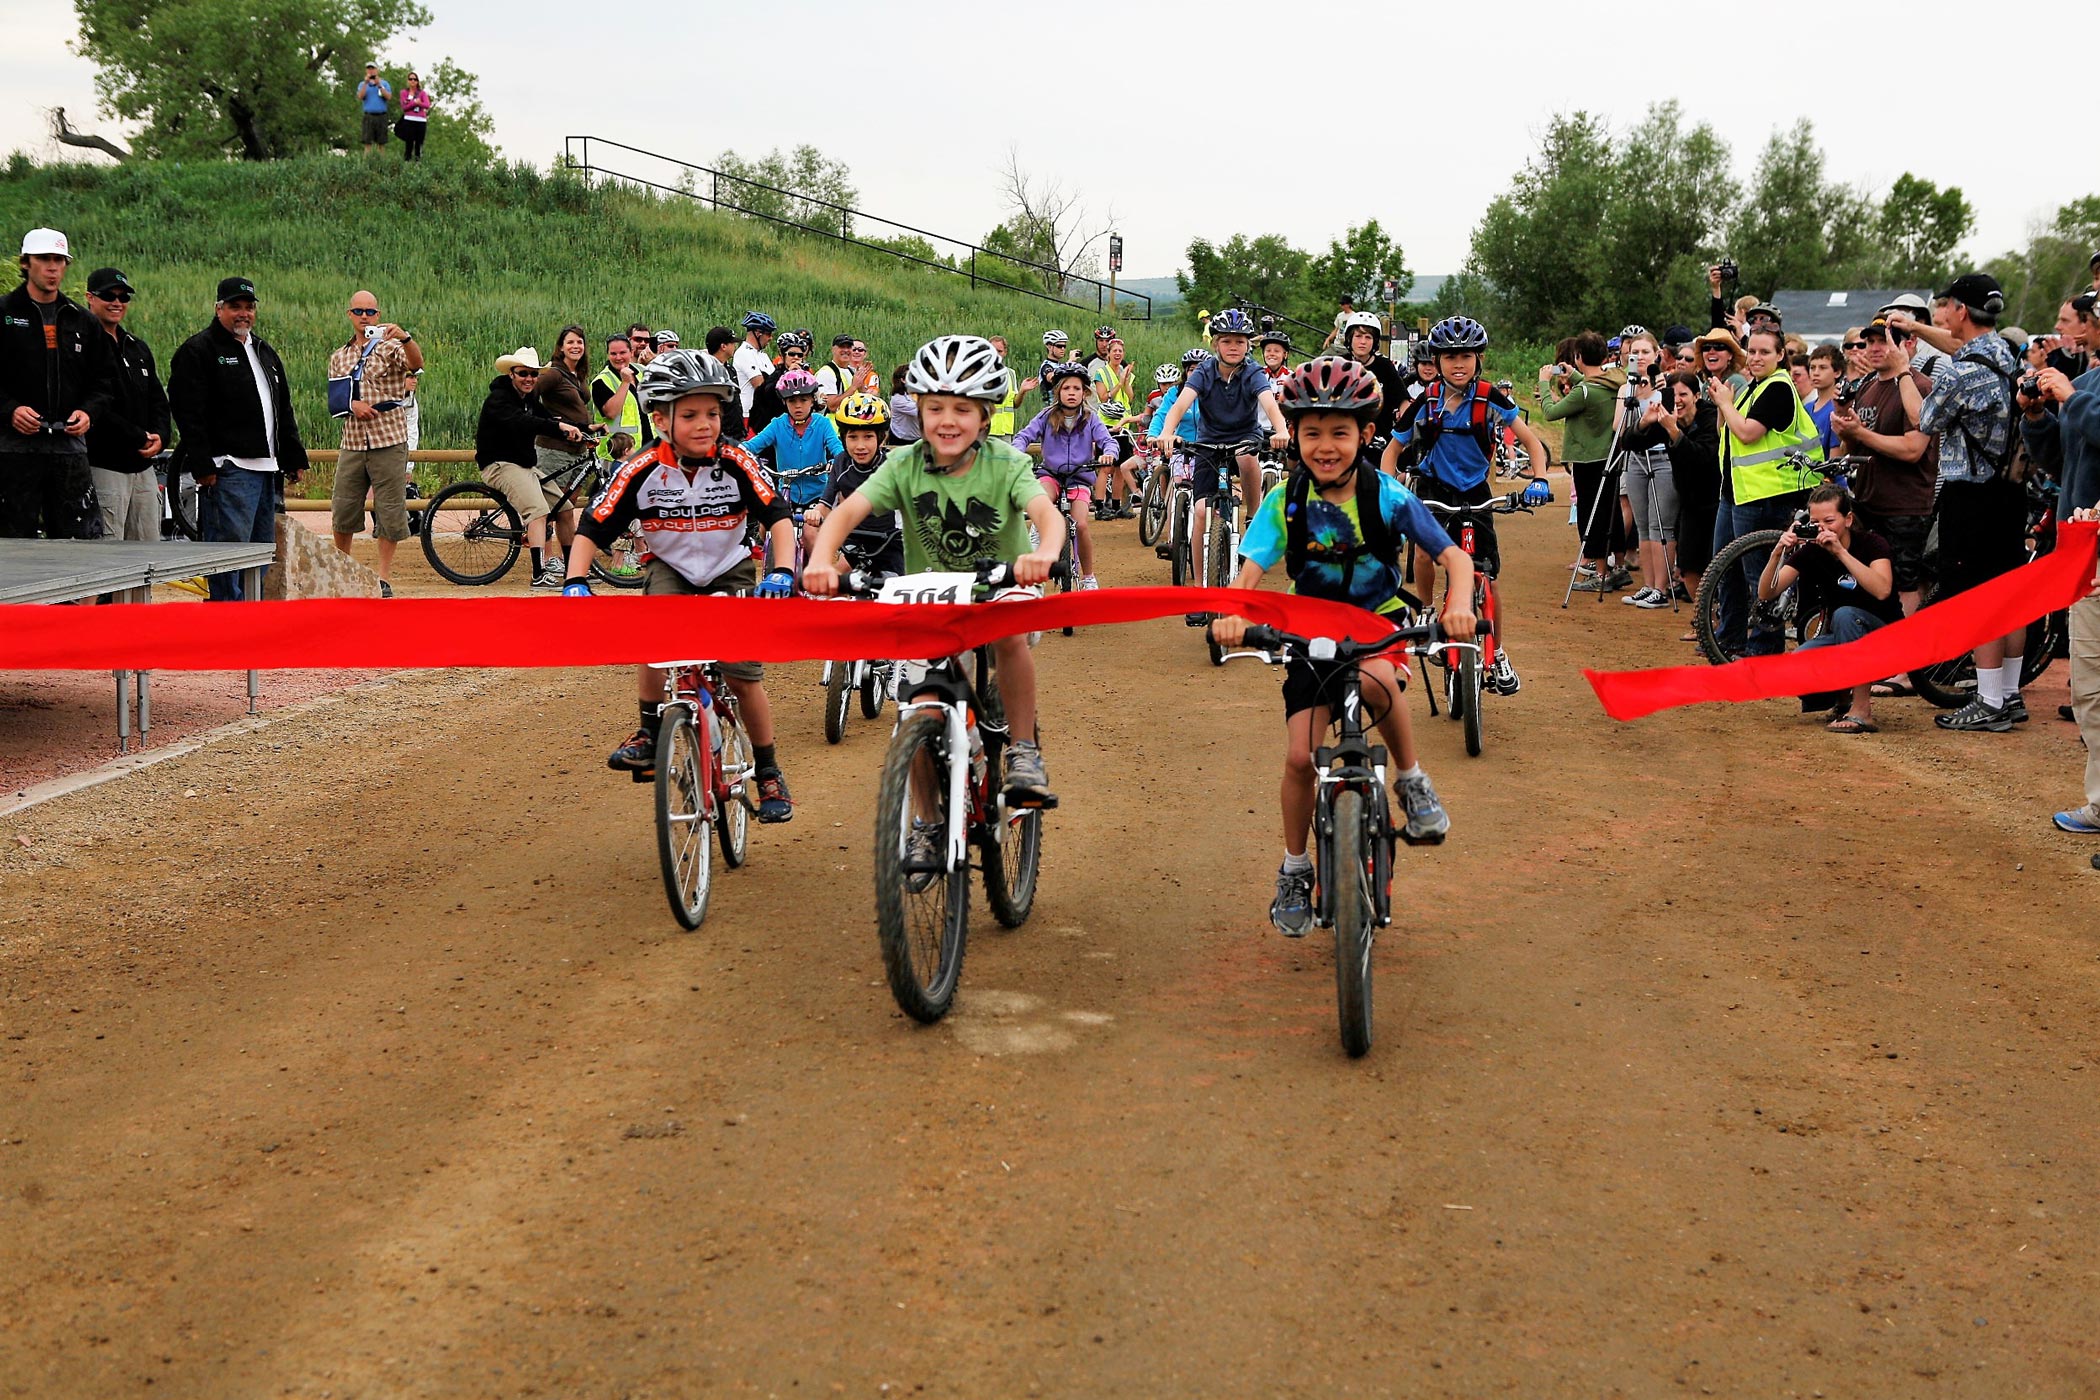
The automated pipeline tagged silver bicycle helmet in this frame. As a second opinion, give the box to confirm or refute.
[638,347,737,408]
[906,335,1010,404]
[1154,363,1182,385]
[1043,329,1069,348]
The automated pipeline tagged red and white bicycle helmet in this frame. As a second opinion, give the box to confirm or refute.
[1277,356,1384,422]
[776,368,821,399]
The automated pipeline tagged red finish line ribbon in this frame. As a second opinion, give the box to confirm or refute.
[1585,520,2098,722]
[0,586,1397,671]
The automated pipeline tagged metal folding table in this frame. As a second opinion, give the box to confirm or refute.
[0,540,277,752]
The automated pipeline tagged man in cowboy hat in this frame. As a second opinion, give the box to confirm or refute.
[1,227,116,538]
[477,346,587,587]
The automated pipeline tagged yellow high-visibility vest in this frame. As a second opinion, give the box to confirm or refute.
[1726,370,1825,504]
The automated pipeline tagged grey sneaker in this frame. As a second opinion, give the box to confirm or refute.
[1396,771,1450,845]
[2004,693,2029,725]
[1570,571,1609,594]
[1270,866,1314,937]
[1934,698,2013,733]
[905,819,943,891]
[1605,569,1635,591]
[1002,740,1057,807]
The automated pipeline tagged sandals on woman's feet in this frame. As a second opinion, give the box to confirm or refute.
[1870,679,1914,698]
[1827,714,1879,734]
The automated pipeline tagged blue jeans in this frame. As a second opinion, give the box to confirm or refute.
[1710,493,1806,656]
[202,466,278,601]
[1794,604,1888,652]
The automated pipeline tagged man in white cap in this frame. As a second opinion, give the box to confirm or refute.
[1879,293,1947,377]
[0,228,116,538]
[476,346,586,586]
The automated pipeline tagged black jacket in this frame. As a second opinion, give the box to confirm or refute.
[475,375,569,467]
[85,326,172,474]
[0,284,116,443]
[167,319,308,478]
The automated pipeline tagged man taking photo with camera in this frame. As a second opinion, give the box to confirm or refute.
[1757,484,1900,733]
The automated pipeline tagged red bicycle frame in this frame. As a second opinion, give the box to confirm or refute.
[1456,521,1500,671]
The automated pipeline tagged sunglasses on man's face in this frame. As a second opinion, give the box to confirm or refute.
[350,307,379,317]
[1843,340,1865,350]
[510,369,539,380]
[93,290,132,303]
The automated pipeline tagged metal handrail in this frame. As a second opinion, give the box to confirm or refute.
[562,135,1151,322]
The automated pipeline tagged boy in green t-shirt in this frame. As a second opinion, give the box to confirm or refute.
[803,335,1067,803]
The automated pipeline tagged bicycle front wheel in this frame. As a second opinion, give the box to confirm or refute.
[654,708,713,930]
[1137,469,1167,547]
[1459,645,1484,757]
[873,711,969,1022]
[1170,492,1191,587]
[715,701,752,868]
[1204,506,1231,666]
[420,481,522,586]
[1329,789,1376,1058]
[824,661,851,744]
[859,662,886,719]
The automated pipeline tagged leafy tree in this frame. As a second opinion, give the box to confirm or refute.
[714,145,858,234]
[72,0,486,161]
[1176,232,1314,325]
[1730,119,1880,293]
[1309,219,1411,309]
[1871,173,1973,289]
[1987,196,2100,330]
[1466,111,1619,334]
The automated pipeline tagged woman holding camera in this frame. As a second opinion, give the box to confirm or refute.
[1614,330,1675,607]
[1756,484,1899,732]
[1540,331,1625,593]
[1659,370,1720,637]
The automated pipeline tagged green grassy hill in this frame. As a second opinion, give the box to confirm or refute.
[0,156,1197,472]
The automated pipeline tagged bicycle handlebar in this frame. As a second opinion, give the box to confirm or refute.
[1199,615,1494,666]
[1416,492,1535,517]
[839,558,1075,597]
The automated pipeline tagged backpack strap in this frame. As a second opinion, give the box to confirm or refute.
[1282,462,1396,590]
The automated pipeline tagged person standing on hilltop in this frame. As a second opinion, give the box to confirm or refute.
[396,71,432,162]
[357,62,392,155]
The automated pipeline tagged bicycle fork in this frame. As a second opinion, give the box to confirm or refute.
[898,698,974,872]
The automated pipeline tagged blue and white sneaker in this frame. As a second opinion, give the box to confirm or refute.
[2051,806,2100,834]
[1270,866,1314,937]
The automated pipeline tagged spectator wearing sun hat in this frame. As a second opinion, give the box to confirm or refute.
[478,346,586,588]
[0,228,115,538]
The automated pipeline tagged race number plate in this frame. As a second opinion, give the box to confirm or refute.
[876,572,976,607]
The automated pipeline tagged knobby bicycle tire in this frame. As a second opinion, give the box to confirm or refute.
[1059,521,1077,637]
[1137,469,1167,547]
[420,481,522,586]
[1694,530,1793,666]
[1205,506,1231,666]
[166,471,204,542]
[1330,788,1375,1059]
[824,661,852,745]
[1170,492,1192,588]
[859,662,886,720]
[715,699,752,869]
[873,710,969,1022]
[982,805,1042,929]
[1459,645,1484,757]
[654,707,713,931]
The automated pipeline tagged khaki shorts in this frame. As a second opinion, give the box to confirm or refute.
[332,442,411,540]
[479,460,562,523]
[645,555,762,681]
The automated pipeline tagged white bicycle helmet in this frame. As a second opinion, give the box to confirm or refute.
[906,335,1009,405]
[1154,363,1182,385]
[1042,329,1069,348]
[1339,310,1385,342]
[638,348,737,408]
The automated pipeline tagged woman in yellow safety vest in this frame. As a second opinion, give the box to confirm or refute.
[590,333,646,457]
[1710,326,1827,654]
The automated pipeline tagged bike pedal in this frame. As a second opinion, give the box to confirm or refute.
[628,768,655,784]
[1004,791,1059,811]
[1398,829,1446,848]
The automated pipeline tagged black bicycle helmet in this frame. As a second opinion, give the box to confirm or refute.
[1256,328,1293,350]
[1410,338,1435,365]
[1043,360,1091,389]
[1427,315,1489,352]
[1277,356,1383,421]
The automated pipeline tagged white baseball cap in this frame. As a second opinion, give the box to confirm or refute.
[20,228,70,259]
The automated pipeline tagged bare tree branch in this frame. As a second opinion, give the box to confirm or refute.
[47,107,130,162]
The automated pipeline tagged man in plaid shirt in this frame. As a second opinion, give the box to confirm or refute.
[328,289,423,596]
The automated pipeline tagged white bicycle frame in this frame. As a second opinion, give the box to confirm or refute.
[877,572,983,874]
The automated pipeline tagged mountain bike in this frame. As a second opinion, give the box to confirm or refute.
[1907,476,2064,707]
[419,442,645,588]
[1417,491,1534,757]
[1214,614,1477,1058]
[1694,454,1866,665]
[1162,452,1196,585]
[841,559,1069,1023]
[648,657,757,930]
[1190,440,1263,666]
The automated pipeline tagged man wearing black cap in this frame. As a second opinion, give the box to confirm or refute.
[167,277,308,600]
[1892,272,2028,731]
[816,334,858,414]
[82,267,171,543]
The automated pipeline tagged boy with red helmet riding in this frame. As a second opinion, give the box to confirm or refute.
[1210,356,1477,936]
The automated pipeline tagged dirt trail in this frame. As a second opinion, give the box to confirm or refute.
[4,499,2099,1397]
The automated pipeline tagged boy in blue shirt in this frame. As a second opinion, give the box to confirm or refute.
[1156,309,1290,574]
[1210,357,1477,936]
[1389,316,1549,695]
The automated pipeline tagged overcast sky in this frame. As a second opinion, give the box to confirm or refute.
[5,0,2086,283]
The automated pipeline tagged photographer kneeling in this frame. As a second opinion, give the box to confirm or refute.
[1757,484,1901,733]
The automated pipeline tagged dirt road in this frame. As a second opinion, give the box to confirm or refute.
[5,499,2098,1397]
